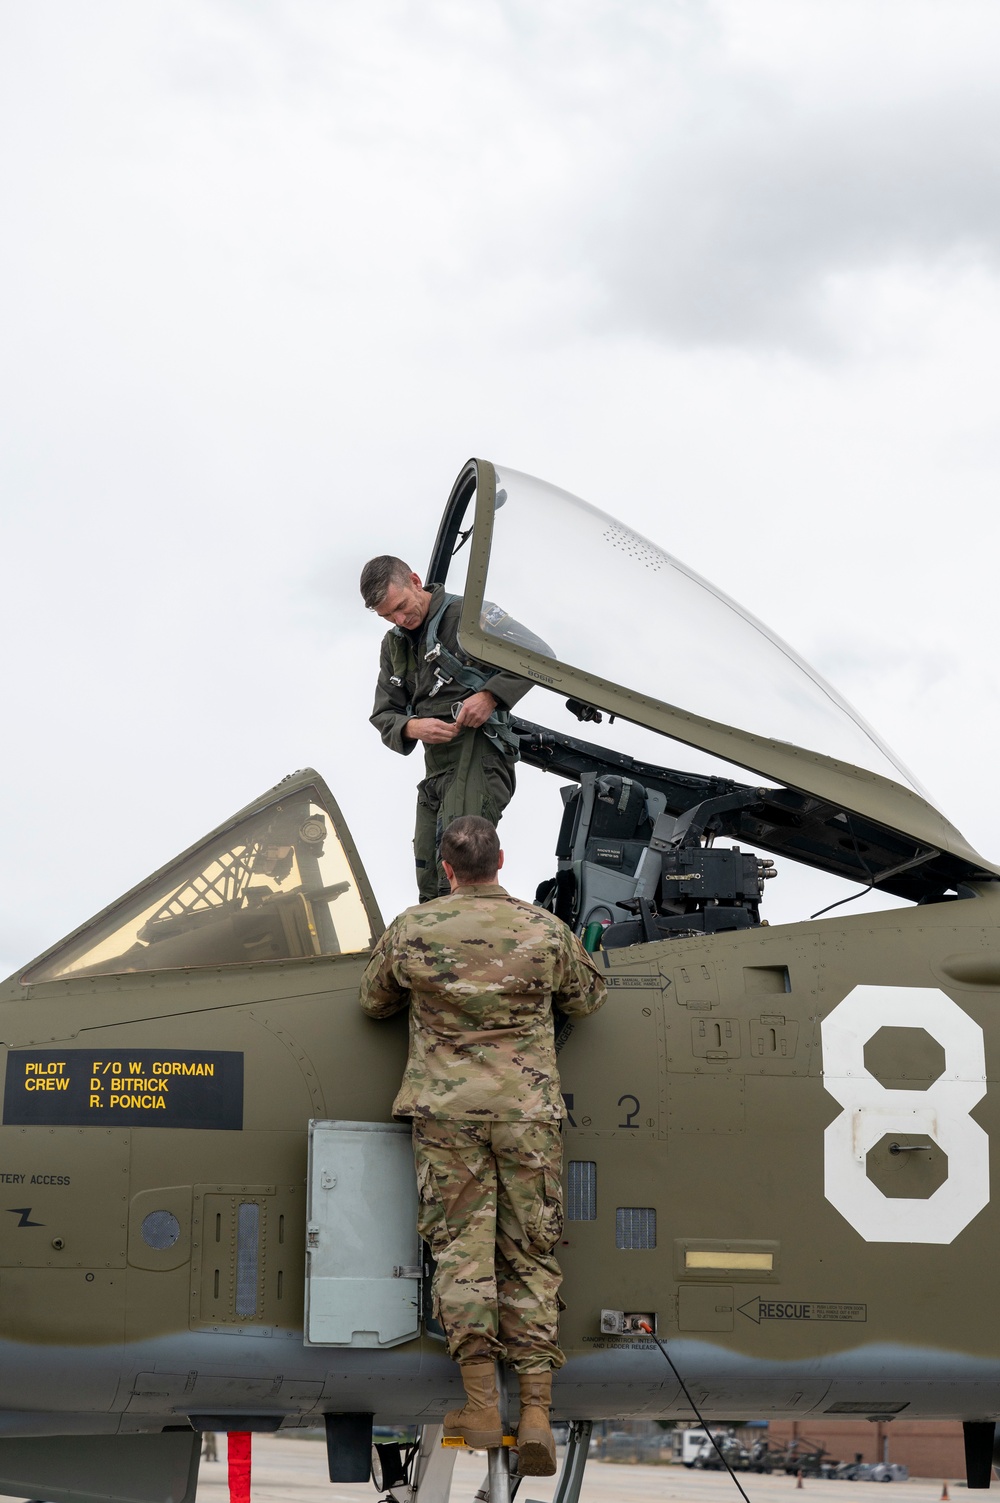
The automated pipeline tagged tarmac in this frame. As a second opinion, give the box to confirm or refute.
[193,1435,969,1503]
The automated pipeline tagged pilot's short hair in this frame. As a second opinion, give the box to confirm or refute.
[439,817,500,884]
[360,555,414,610]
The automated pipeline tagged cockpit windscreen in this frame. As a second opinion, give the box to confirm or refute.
[23,788,373,982]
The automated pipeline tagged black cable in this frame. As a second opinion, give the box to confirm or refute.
[638,1322,752,1503]
[810,816,876,920]
[810,883,875,920]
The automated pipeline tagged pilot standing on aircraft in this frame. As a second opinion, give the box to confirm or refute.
[359,816,607,1477]
[360,555,530,903]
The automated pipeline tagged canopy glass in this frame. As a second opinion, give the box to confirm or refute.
[478,465,921,792]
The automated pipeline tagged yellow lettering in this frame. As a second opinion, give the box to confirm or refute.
[111,1061,121,1075]
[24,1063,37,1074]
[54,1079,68,1091]
[90,1077,101,1091]
[89,1094,101,1108]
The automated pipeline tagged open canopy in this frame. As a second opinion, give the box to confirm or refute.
[428,459,998,887]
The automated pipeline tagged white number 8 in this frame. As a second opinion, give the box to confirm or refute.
[821,986,988,1244]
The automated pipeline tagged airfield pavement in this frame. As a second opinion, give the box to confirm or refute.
[191,1435,971,1503]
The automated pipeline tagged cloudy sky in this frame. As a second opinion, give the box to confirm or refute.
[2,0,1000,978]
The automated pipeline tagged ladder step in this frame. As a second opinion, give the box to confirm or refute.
[441,1435,516,1448]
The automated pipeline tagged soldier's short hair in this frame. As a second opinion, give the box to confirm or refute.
[360,555,413,610]
[440,816,500,884]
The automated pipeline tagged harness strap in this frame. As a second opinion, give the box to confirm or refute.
[393,593,520,755]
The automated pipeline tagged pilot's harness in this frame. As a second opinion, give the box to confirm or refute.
[388,592,520,757]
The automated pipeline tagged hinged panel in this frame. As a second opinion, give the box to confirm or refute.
[189,1183,275,1332]
[304,1119,419,1348]
[0,1127,130,1269]
[673,963,719,1010]
[678,1284,735,1331]
[691,1017,742,1060]
[749,1017,799,1059]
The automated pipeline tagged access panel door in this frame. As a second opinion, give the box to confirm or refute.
[304,1119,420,1348]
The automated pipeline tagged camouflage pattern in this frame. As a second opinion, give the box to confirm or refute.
[413,733,516,902]
[413,1117,566,1373]
[369,583,529,900]
[359,885,607,1121]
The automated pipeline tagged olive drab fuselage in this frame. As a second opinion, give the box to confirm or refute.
[0,458,999,1503]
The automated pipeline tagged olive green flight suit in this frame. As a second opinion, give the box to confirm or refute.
[370,585,530,902]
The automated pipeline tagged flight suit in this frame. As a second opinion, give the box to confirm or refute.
[359,885,607,1373]
[369,585,530,902]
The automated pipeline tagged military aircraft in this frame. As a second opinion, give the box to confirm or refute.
[2,457,1000,1503]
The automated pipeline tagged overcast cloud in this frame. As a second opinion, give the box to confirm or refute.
[2,0,1000,978]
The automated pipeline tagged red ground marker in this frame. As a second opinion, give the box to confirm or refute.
[228,1431,252,1503]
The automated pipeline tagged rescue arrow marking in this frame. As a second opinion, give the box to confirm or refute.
[738,1297,867,1324]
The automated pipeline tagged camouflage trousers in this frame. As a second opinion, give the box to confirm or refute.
[414,730,516,903]
[412,1118,565,1374]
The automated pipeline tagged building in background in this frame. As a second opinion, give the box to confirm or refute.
[595,1419,969,1478]
[766,1419,966,1479]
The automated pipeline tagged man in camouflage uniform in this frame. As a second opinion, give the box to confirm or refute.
[360,555,530,903]
[359,816,607,1477]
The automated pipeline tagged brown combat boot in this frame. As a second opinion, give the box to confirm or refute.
[443,1359,504,1448]
[516,1371,557,1476]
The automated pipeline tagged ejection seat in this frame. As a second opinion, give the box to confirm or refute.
[537,772,667,932]
[536,770,771,948]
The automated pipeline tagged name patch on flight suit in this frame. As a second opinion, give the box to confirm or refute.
[2,1049,244,1129]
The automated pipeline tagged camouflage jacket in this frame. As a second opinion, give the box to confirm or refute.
[370,584,531,757]
[359,884,608,1121]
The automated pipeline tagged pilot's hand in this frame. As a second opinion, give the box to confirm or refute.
[405,717,461,744]
[454,690,497,729]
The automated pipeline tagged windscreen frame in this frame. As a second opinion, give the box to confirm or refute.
[426,459,478,588]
